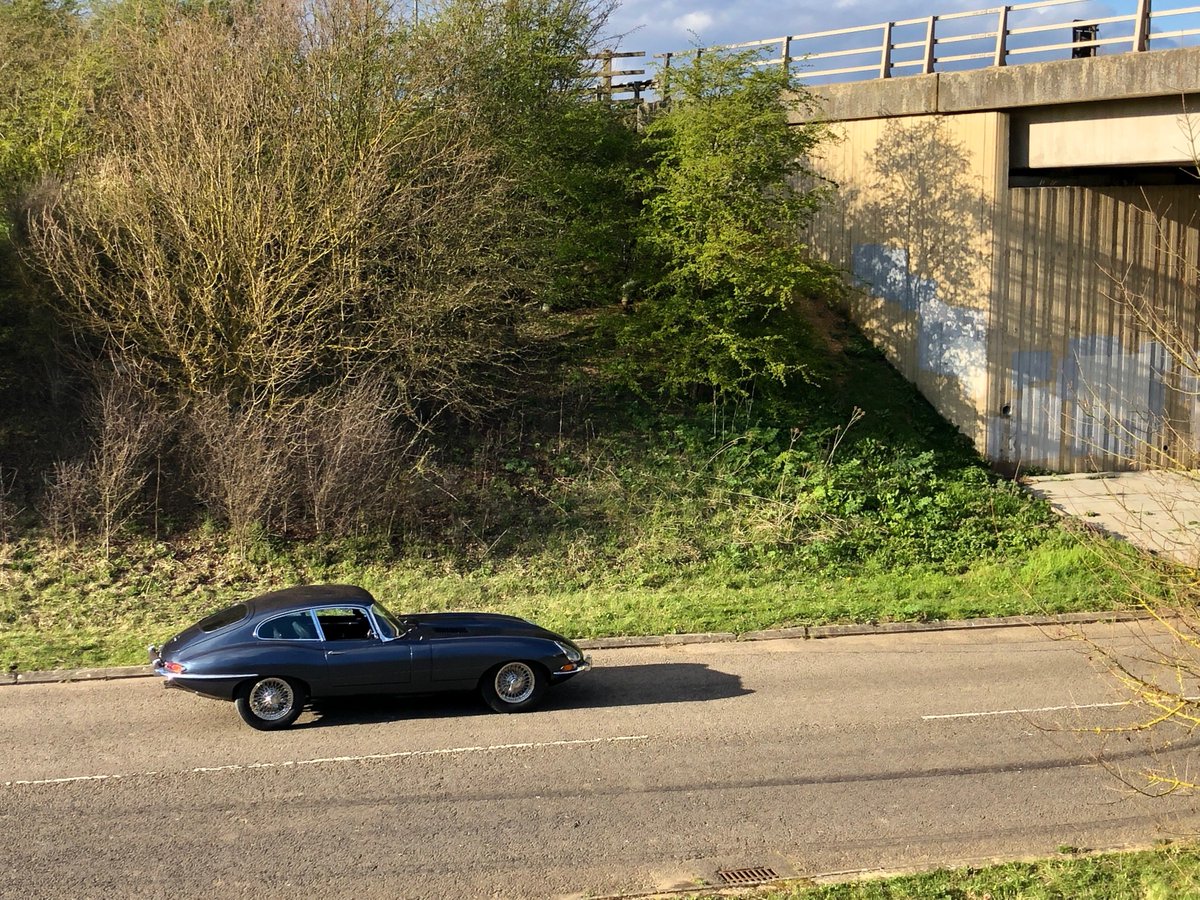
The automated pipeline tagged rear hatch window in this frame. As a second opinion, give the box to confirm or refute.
[198,603,249,633]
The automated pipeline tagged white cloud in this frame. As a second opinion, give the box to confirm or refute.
[674,10,715,34]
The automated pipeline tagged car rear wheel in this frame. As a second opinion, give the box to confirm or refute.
[481,661,547,713]
[235,676,306,730]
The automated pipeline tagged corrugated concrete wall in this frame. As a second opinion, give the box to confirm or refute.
[991,186,1200,471]
[809,111,1200,472]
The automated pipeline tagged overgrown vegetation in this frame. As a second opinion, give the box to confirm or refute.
[0,0,1150,673]
[0,310,1148,671]
[1,0,838,546]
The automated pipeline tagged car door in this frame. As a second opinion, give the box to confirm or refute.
[316,606,413,692]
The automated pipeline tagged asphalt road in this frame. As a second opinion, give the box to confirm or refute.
[2,622,1198,899]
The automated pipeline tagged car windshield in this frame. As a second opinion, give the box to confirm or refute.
[371,602,406,640]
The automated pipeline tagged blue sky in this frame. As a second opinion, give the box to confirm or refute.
[600,0,1194,68]
[605,0,1015,56]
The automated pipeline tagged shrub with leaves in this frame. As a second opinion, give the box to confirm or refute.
[413,0,640,311]
[615,49,836,400]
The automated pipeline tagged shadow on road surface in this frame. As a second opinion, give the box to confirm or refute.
[301,662,749,728]
[550,662,751,710]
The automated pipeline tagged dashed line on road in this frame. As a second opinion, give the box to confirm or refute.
[3,734,650,788]
[922,701,1130,721]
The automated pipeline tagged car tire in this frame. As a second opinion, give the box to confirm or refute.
[235,676,307,730]
[480,661,547,713]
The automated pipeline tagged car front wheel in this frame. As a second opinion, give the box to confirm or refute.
[235,676,306,730]
[481,661,546,713]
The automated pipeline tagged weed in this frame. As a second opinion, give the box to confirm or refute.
[0,305,1145,672]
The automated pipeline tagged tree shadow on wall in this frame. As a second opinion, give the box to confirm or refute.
[857,117,987,307]
[842,117,991,446]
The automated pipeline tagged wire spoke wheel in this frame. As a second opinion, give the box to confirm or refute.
[494,662,536,705]
[248,677,295,721]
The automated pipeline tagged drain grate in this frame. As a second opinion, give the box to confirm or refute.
[716,867,779,886]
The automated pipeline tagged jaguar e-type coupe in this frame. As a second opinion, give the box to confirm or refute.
[149,584,591,730]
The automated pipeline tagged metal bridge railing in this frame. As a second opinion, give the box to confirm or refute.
[647,0,1200,86]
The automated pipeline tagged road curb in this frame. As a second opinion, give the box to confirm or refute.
[576,609,1148,649]
[13,665,153,685]
[1,610,1153,686]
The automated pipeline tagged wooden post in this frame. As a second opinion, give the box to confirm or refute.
[1133,0,1151,51]
[879,21,893,78]
[993,6,1009,67]
[922,16,937,74]
[600,48,614,100]
[782,35,792,73]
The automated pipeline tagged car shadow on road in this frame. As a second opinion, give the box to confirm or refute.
[543,662,752,710]
[299,662,750,729]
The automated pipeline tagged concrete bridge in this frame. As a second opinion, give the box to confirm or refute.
[807,40,1200,473]
[676,1,1200,472]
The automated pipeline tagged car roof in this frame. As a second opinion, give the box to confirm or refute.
[248,584,376,617]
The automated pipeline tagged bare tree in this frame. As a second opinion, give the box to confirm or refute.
[39,458,89,545]
[1070,186,1200,794]
[34,369,169,552]
[187,393,293,548]
[86,369,170,555]
[293,378,409,536]
[18,0,565,537]
[23,0,532,423]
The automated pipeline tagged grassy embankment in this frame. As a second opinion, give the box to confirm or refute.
[0,305,1156,671]
[697,846,1200,899]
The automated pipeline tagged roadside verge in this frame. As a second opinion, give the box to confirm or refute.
[0,610,1149,687]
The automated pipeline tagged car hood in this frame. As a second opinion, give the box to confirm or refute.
[404,612,566,641]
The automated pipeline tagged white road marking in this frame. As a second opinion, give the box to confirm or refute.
[922,701,1130,721]
[3,734,649,788]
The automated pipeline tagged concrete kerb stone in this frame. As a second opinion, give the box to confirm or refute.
[1052,610,1147,624]
[662,632,736,646]
[1,611,1155,686]
[741,626,809,642]
[14,665,152,685]
[576,635,663,650]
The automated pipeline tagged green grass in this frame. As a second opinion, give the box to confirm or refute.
[702,847,1200,899]
[0,305,1162,671]
[0,527,1147,672]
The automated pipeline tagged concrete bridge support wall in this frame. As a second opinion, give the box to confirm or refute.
[991,185,1200,471]
[804,46,1200,472]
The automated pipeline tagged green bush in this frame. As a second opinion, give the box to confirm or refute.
[614,49,837,399]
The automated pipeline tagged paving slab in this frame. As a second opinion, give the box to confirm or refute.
[1026,471,1200,565]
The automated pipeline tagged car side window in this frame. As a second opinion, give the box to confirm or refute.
[315,607,375,641]
[259,612,318,641]
[371,611,396,640]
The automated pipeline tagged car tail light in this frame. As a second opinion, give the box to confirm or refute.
[164,661,186,674]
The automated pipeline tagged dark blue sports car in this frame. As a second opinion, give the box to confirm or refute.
[149,584,591,730]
